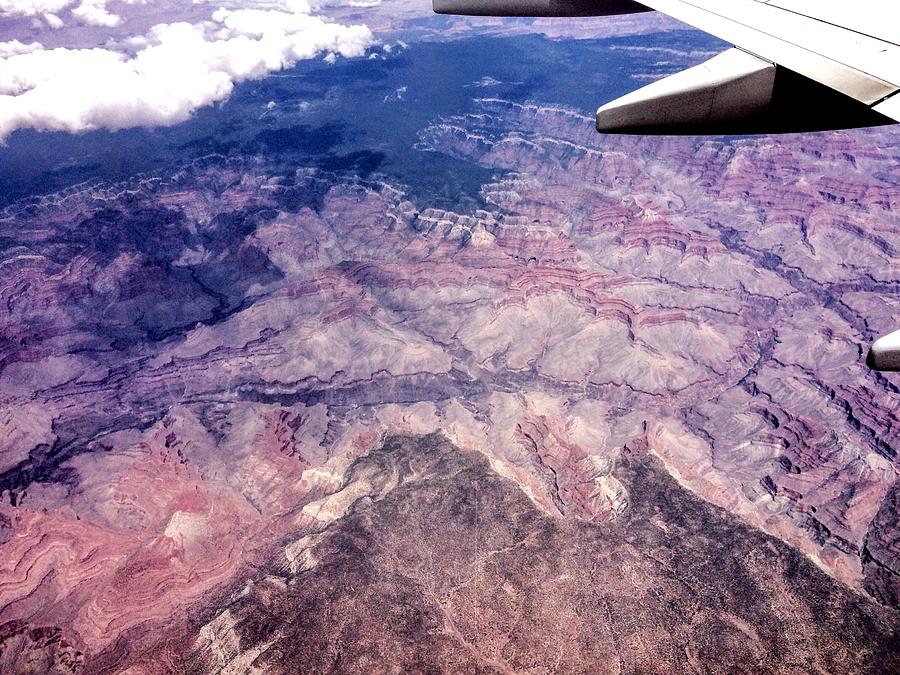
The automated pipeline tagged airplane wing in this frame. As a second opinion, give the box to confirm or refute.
[433,0,900,371]
[433,0,900,134]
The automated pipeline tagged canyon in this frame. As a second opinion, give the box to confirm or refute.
[0,29,898,672]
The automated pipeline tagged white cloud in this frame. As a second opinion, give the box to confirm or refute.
[0,39,45,56]
[312,0,381,7]
[0,2,375,140]
[0,0,73,16]
[43,11,64,28]
[0,0,147,21]
[72,0,120,27]
[383,84,405,103]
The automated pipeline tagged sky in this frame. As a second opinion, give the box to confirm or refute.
[0,0,377,141]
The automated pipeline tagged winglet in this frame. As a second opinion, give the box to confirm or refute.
[596,49,776,134]
[867,328,900,371]
[596,48,893,135]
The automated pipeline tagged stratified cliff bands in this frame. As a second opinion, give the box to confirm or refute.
[181,434,896,674]
[0,96,898,671]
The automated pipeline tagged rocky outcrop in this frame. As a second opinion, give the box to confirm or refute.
[170,434,897,674]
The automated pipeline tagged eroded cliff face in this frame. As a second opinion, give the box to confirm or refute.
[119,435,900,673]
[0,94,898,670]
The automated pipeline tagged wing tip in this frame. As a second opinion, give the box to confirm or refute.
[867,329,900,371]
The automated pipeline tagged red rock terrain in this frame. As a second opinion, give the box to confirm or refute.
[0,94,898,670]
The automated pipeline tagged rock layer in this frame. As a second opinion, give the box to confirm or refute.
[174,434,898,674]
[0,79,898,671]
